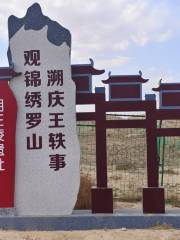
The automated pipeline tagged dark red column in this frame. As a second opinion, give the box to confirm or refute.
[91,87,113,213]
[146,98,159,187]
[95,92,107,187]
[143,94,165,213]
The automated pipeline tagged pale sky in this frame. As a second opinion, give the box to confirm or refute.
[0,0,180,98]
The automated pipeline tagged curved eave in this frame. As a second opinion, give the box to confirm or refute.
[91,68,105,75]
[71,65,105,75]
[102,76,149,84]
[152,84,180,92]
[152,87,161,92]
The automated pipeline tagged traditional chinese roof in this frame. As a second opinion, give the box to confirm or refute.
[0,66,21,80]
[102,71,149,84]
[71,58,105,75]
[152,83,180,91]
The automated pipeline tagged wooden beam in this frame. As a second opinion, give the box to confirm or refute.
[157,128,180,136]
[156,109,180,120]
[76,93,102,105]
[104,101,150,112]
[105,119,146,128]
[76,112,96,121]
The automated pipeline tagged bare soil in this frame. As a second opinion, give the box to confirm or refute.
[77,119,180,208]
[0,229,180,240]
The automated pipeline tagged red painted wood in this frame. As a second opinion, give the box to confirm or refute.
[106,120,146,128]
[110,84,140,99]
[76,112,96,121]
[162,92,180,106]
[146,101,159,187]
[143,187,165,213]
[71,65,105,75]
[102,75,148,84]
[95,93,107,188]
[91,187,113,213]
[157,128,180,136]
[105,100,149,112]
[156,109,180,120]
[76,93,99,104]
[153,83,180,91]
[0,80,17,207]
[72,76,90,92]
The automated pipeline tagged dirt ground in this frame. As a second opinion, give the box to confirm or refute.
[114,201,180,210]
[0,229,180,240]
[78,121,180,207]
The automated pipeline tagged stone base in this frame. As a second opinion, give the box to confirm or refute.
[0,208,16,216]
[0,210,180,230]
[143,187,165,213]
[91,187,113,213]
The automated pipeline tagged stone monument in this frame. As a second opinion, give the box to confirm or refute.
[8,3,80,216]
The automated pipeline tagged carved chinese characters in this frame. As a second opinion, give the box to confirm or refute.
[8,3,80,215]
[23,50,67,171]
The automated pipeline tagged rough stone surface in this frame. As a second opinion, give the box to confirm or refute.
[8,4,80,216]
[8,3,71,65]
[0,208,15,217]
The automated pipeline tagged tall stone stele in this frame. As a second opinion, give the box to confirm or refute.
[8,3,80,215]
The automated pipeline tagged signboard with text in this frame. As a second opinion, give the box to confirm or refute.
[8,3,80,215]
[0,79,17,208]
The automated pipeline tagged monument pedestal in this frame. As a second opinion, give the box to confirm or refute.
[0,208,15,216]
[143,187,165,213]
[91,187,113,213]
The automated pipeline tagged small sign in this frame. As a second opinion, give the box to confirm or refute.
[102,71,148,101]
[153,82,180,109]
[0,79,17,208]
[8,3,80,215]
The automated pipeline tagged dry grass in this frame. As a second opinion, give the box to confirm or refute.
[151,223,173,230]
[77,119,180,208]
[75,175,92,209]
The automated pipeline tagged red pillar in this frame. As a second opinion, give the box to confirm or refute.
[143,94,165,213]
[91,87,113,213]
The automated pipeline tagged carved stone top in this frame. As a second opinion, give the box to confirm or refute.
[8,3,71,65]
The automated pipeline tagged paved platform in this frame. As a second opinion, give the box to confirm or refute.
[0,209,180,230]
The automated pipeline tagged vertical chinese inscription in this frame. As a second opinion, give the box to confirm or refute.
[24,50,42,152]
[24,50,66,170]
[47,69,66,170]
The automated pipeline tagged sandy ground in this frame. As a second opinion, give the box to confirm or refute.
[0,229,180,240]
[114,201,180,211]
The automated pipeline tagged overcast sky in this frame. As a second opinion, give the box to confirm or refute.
[0,0,180,97]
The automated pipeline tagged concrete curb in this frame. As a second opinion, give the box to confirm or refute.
[0,210,180,230]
